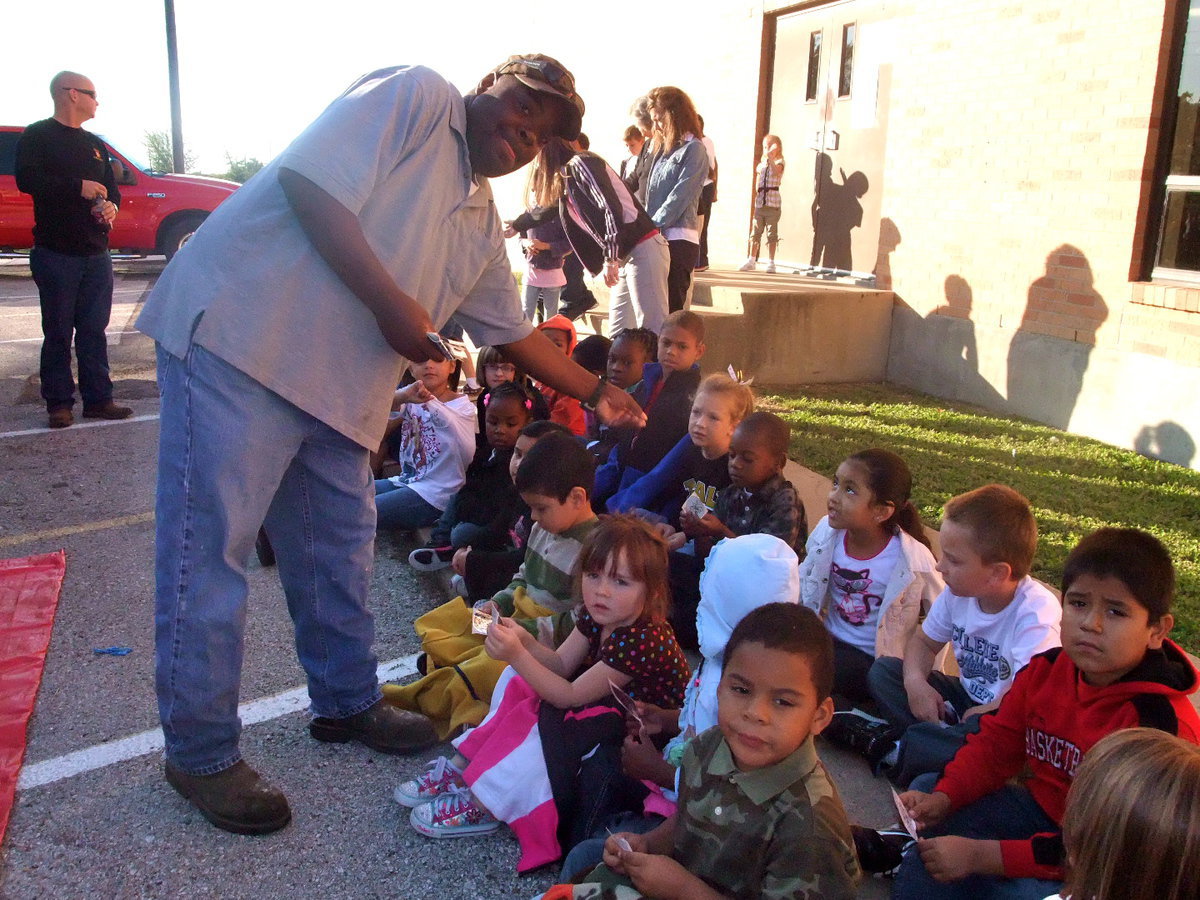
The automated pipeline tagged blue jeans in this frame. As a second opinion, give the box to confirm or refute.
[523,283,562,322]
[892,776,1063,900]
[869,656,981,787]
[154,343,381,775]
[30,246,115,410]
[560,812,664,882]
[374,479,442,530]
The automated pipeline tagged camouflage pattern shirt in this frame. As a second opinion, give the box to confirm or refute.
[672,726,860,899]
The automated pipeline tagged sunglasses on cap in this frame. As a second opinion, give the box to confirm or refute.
[494,56,577,102]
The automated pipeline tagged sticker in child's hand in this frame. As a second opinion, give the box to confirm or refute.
[891,787,920,839]
[608,679,643,729]
[682,492,708,520]
[607,827,633,852]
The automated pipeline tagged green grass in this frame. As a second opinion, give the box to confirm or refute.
[760,383,1200,654]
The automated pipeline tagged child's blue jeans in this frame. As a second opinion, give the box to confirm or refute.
[891,775,1063,900]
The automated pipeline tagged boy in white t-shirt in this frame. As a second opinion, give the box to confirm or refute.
[865,485,1061,786]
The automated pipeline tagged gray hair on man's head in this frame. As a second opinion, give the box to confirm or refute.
[630,96,652,130]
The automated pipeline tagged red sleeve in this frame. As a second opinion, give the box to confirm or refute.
[548,394,586,436]
[999,833,1065,881]
[934,657,1041,810]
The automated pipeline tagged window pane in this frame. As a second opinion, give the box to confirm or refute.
[1157,190,1200,271]
[839,23,856,97]
[1172,2,1200,175]
[807,31,822,102]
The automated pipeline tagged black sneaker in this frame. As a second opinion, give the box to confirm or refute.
[823,711,901,765]
[407,546,454,571]
[852,826,913,876]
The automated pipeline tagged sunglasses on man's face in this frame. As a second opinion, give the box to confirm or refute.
[62,87,97,98]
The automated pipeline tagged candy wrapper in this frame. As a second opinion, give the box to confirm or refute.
[471,606,500,636]
[891,787,920,839]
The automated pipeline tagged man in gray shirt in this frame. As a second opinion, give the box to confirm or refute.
[137,54,644,835]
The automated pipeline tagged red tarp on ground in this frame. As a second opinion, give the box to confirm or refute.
[0,551,65,844]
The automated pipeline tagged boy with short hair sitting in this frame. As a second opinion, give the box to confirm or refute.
[383,432,600,736]
[667,411,808,649]
[553,602,860,900]
[861,484,1061,784]
[893,527,1200,899]
[594,311,705,507]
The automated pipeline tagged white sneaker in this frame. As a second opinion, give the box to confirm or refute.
[765,261,777,274]
[738,258,756,272]
[450,574,467,598]
[394,756,465,807]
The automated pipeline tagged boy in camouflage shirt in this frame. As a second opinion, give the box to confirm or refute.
[551,603,859,900]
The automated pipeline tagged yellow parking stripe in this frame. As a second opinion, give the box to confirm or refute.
[0,512,154,550]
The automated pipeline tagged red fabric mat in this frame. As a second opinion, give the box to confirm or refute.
[0,551,65,844]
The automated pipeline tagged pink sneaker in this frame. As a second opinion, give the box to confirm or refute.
[393,756,465,808]
[409,786,499,837]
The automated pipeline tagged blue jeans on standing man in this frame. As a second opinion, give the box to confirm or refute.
[154,343,382,775]
[30,246,115,411]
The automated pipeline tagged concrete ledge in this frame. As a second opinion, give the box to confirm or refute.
[695,286,894,385]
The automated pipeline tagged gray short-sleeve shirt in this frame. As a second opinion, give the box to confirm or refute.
[136,65,532,449]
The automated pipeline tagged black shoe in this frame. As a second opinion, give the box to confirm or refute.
[165,760,291,835]
[310,698,438,754]
[824,711,901,765]
[408,545,454,571]
[852,826,912,875]
[558,293,598,322]
[255,527,276,567]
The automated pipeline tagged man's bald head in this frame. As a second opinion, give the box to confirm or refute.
[49,71,97,125]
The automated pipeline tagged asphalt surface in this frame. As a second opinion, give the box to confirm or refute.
[0,258,892,899]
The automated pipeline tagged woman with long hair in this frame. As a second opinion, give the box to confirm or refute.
[645,86,708,314]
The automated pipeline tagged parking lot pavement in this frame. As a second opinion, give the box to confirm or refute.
[0,262,894,898]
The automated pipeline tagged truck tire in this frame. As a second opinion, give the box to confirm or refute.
[159,213,207,261]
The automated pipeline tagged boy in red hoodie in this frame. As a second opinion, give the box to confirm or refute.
[893,527,1200,900]
[535,315,586,436]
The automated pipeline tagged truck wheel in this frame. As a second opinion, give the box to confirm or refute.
[160,214,207,261]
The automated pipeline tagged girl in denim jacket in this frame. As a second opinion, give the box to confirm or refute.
[645,86,709,315]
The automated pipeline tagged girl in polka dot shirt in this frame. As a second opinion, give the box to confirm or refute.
[403,515,690,856]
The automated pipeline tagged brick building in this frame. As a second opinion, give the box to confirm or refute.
[741,0,1199,468]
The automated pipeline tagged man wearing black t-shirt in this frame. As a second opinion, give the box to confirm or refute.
[16,71,132,428]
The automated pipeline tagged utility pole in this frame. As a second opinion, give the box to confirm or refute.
[164,0,186,173]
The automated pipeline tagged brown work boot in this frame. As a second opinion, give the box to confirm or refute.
[47,407,74,428]
[82,401,133,420]
[309,698,438,754]
[165,760,291,835]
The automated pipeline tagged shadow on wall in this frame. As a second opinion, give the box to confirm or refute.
[1005,245,1108,430]
[881,218,1005,410]
[1135,421,1196,468]
[873,217,901,290]
[810,152,869,270]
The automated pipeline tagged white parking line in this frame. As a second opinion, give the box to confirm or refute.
[17,653,421,790]
[0,288,149,309]
[0,329,143,346]
[0,413,159,439]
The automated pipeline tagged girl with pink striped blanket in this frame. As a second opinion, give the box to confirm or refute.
[396,515,690,871]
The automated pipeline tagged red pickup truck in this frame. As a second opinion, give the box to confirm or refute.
[0,125,239,260]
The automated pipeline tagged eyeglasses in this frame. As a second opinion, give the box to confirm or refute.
[62,87,97,98]
[485,363,517,374]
